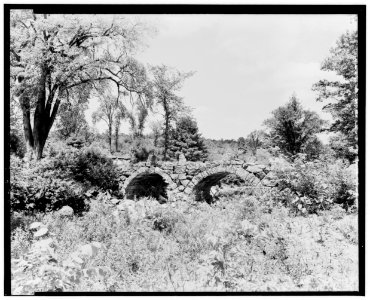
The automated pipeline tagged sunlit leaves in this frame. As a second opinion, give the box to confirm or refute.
[313,30,358,159]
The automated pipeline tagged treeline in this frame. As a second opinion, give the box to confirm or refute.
[209,30,358,164]
[10,12,207,162]
[10,11,357,166]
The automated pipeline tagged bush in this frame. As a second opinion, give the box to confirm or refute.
[10,130,26,158]
[269,155,357,214]
[10,176,89,215]
[10,155,89,215]
[69,147,120,191]
[45,146,121,193]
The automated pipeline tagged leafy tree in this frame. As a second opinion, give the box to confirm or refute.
[238,130,265,156]
[168,116,208,162]
[151,65,193,160]
[313,30,358,161]
[55,100,89,140]
[121,97,151,139]
[328,132,358,163]
[92,82,120,153]
[149,120,162,147]
[10,10,150,159]
[264,94,325,157]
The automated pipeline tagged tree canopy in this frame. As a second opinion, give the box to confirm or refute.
[10,10,151,159]
[313,30,358,160]
[151,65,194,160]
[168,116,208,162]
[264,95,325,157]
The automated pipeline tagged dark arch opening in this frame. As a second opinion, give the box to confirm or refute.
[194,172,248,204]
[125,173,168,202]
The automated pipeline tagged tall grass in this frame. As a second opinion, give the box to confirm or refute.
[11,193,358,293]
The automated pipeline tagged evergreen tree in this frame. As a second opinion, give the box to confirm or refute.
[168,116,208,162]
[264,94,325,157]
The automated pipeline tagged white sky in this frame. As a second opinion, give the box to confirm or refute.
[86,14,357,140]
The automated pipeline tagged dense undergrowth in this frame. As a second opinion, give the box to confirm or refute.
[10,146,358,293]
[11,194,358,293]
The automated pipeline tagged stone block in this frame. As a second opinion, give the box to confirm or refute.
[184,187,192,194]
[168,183,177,190]
[181,179,190,186]
[187,181,195,188]
[178,185,185,191]
[174,166,186,173]
[247,165,263,174]
[178,173,187,180]
[170,174,179,180]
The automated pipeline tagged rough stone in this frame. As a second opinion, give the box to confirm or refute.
[181,179,190,186]
[170,174,179,180]
[261,179,277,187]
[184,187,192,194]
[247,165,264,173]
[174,166,186,173]
[57,206,74,217]
[111,198,120,205]
[178,173,187,180]
[178,153,187,165]
[111,156,271,202]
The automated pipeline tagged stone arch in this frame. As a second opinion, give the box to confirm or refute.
[122,167,176,201]
[189,165,260,203]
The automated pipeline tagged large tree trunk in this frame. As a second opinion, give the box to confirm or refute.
[115,117,120,152]
[14,75,34,159]
[108,123,112,153]
[17,67,61,160]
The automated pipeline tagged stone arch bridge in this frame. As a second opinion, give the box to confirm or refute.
[113,156,275,203]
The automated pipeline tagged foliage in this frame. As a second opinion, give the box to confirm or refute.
[313,30,358,162]
[239,130,266,156]
[55,95,90,140]
[129,138,156,163]
[328,132,358,163]
[11,195,358,293]
[205,139,240,161]
[10,156,88,214]
[168,116,208,162]
[264,95,325,157]
[151,65,194,160]
[268,155,358,214]
[10,129,27,158]
[10,11,152,159]
[52,146,121,192]
[11,220,110,294]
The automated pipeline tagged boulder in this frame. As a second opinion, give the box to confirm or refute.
[57,206,74,217]
[110,198,120,205]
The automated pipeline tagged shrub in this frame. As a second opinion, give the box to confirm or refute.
[70,147,120,191]
[10,155,89,215]
[43,146,121,193]
[10,130,27,158]
[269,155,358,214]
[10,177,89,215]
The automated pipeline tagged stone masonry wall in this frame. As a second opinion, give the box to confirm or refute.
[112,156,276,201]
